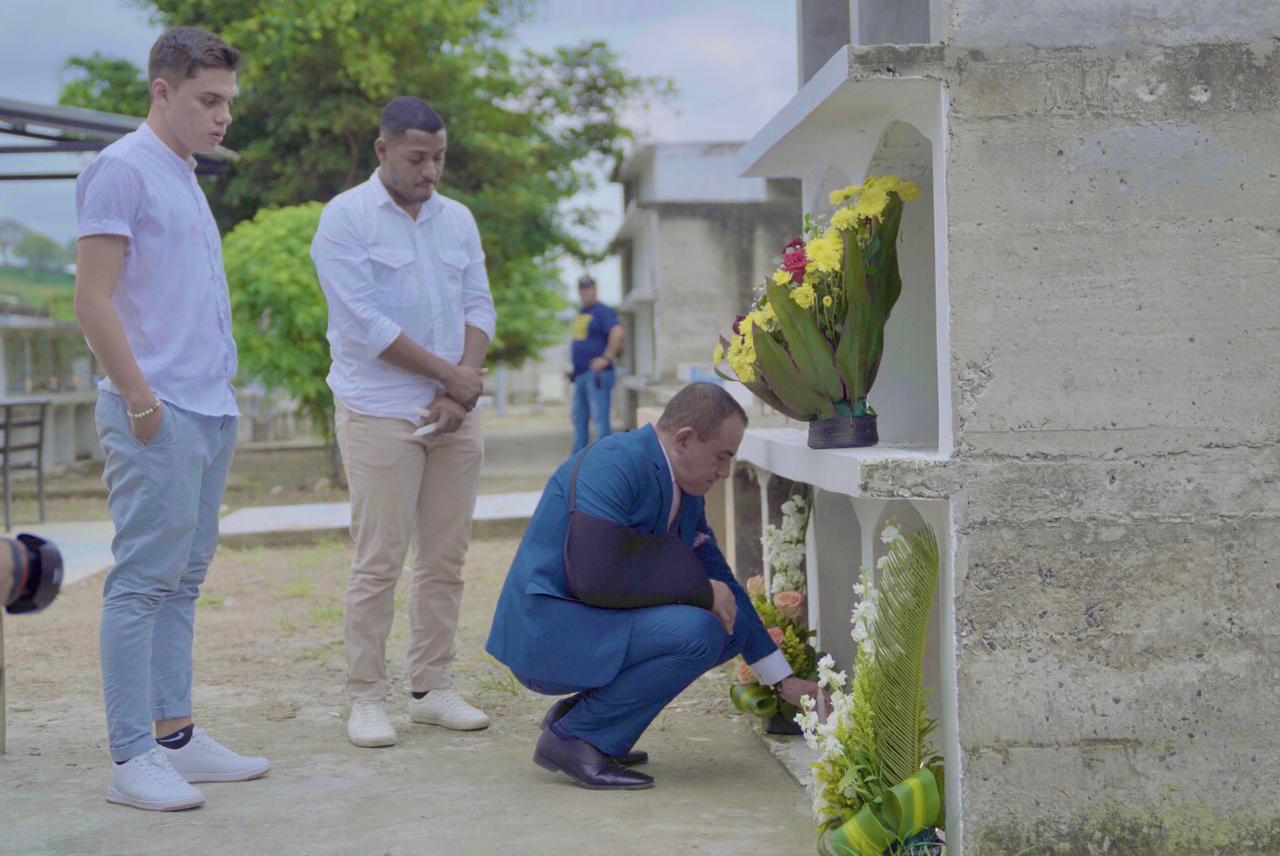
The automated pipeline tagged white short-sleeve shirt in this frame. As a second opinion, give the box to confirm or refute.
[310,170,497,422]
[75,122,239,416]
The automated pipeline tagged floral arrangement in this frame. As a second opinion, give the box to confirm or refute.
[763,491,810,596]
[712,177,919,447]
[730,492,818,732]
[798,520,945,856]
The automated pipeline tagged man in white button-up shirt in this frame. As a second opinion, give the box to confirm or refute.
[74,27,269,813]
[312,97,497,747]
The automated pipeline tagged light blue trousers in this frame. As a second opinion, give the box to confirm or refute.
[96,392,237,763]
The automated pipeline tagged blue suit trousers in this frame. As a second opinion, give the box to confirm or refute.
[518,603,748,756]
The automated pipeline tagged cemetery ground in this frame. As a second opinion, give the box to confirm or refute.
[0,406,813,855]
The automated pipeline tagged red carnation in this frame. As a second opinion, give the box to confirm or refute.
[781,241,808,284]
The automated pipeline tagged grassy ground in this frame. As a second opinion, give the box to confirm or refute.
[0,265,75,319]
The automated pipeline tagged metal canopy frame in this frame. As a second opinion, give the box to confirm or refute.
[0,96,239,181]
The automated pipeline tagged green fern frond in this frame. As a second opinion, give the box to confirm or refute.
[870,525,940,787]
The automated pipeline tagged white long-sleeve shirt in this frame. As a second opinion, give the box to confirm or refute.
[310,170,497,421]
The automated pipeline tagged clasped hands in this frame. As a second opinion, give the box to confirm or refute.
[415,364,486,436]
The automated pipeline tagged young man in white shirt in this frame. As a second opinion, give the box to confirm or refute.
[74,27,269,811]
[311,97,497,747]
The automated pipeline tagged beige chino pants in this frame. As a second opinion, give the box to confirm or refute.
[334,398,483,702]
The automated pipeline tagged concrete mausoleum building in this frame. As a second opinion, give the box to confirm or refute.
[725,1,1280,853]
[609,142,801,425]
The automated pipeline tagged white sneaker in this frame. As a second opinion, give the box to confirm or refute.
[164,727,271,783]
[348,700,397,747]
[107,747,205,811]
[408,689,490,731]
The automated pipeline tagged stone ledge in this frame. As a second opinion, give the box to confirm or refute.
[750,719,819,800]
[737,427,944,498]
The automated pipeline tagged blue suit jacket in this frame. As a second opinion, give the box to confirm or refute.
[485,425,778,688]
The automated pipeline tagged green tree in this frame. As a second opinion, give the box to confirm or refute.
[221,203,332,435]
[59,53,150,117]
[0,218,27,266]
[15,232,69,273]
[59,0,670,369]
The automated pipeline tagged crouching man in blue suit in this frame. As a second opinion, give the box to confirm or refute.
[486,383,821,790]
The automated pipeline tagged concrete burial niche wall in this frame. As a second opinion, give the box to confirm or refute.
[805,490,955,762]
[810,120,940,449]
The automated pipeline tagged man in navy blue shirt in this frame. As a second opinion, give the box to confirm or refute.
[569,275,625,451]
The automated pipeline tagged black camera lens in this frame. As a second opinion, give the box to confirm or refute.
[5,533,63,615]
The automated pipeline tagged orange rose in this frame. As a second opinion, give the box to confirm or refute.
[767,626,785,646]
[773,591,806,623]
[736,659,757,685]
[746,575,766,601]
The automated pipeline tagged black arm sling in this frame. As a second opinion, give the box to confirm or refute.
[562,444,714,611]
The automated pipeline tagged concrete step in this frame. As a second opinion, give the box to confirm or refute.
[217,491,541,548]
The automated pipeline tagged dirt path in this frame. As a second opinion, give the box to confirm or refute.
[1,534,814,855]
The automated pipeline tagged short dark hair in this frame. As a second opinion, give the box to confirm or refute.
[148,27,240,88]
[577,275,596,289]
[380,97,445,137]
[657,383,748,441]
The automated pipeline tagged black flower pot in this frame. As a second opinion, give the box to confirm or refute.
[807,413,878,449]
[764,701,803,735]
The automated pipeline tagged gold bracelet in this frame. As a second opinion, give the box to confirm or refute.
[127,401,161,420]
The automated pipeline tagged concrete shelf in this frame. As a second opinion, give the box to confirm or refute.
[737,426,942,498]
[736,45,952,460]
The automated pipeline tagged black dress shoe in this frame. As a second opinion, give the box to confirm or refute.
[540,697,649,766]
[533,727,654,791]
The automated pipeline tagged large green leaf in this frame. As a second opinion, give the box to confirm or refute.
[766,283,843,403]
[744,375,809,421]
[752,326,836,420]
[879,201,905,319]
[715,335,810,419]
[835,236,869,401]
[870,526,940,789]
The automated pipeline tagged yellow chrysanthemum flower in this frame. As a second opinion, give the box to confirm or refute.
[851,187,891,222]
[823,295,833,308]
[713,343,724,365]
[862,175,921,204]
[790,283,816,309]
[827,184,863,206]
[804,229,842,274]
[831,207,859,231]
[726,329,757,382]
[771,269,792,286]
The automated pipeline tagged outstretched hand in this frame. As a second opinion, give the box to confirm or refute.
[778,676,829,713]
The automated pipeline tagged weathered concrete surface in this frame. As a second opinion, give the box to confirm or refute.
[0,681,813,856]
[842,16,1280,856]
[0,533,814,856]
[656,201,802,377]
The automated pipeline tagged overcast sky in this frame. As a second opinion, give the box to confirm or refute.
[0,0,797,297]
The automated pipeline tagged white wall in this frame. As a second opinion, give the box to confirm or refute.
[642,143,774,204]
